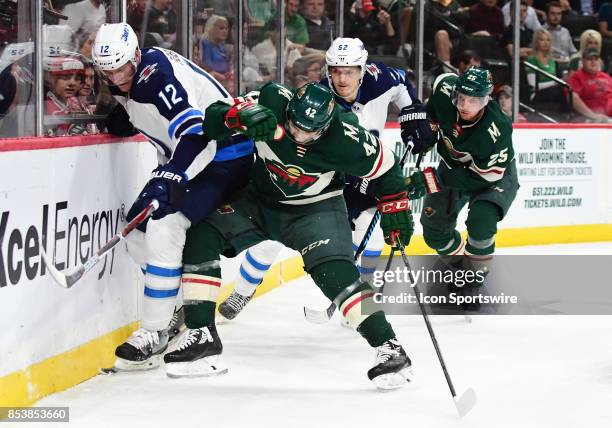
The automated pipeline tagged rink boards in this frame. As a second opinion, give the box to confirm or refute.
[0,124,611,408]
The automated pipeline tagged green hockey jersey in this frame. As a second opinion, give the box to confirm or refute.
[204,82,405,205]
[427,73,514,192]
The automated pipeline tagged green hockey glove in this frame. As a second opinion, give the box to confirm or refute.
[224,101,278,141]
[404,166,442,200]
[377,191,414,248]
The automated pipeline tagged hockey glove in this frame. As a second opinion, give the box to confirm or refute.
[378,191,414,248]
[404,166,442,200]
[399,103,439,155]
[128,163,188,223]
[224,101,278,142]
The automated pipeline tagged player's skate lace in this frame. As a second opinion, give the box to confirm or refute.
[374,339,402,365]
[176,327,211,351]
[168,307,184,331]
[126,328,159,351]
[224,291,252,313]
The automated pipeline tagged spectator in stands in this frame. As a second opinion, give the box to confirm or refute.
[0,51,35,137]
[44,56,98,136]
[346,0,397,54]
[568,29,606,74]
[288,53,324,87]
[464,0,505,38]
[78,61,96,104]
[457,50,482,74]
[502,0,543,31]
[501,0,534,59]
[495,85,528,121]
[200,15,233,93]
[247,0,277,25]
[78,32,95,60]
[286,0,309,45]
[240,21,268,91]
[426,0,464,66]
[567,48,612,119]
[61,0,106,37]
[127,0,147,34]
[302,0,334,51]
[251,18,304,79]
[598,1,612,38]
[544,1,576,64]
[525,29,562,102]
[144,0,178,47]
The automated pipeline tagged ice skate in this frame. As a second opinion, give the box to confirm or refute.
[111,328,169,372]
[218,290,254,320]
[167,306,186,346]
[368,338,412,390]
[164,324,227,378]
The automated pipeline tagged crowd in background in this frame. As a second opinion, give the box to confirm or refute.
[0,0,611,138]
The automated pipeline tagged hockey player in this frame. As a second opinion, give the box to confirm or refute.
[419,67,518,279]
[163,82,414,389]
[219,37,436,320]
[91,23,260,370]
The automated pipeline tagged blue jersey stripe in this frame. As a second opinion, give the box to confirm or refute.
[168,109,204,140]
[146,264,182,277]
[362,249,382,257]
[213,140,254,162]
[144,286,180,298]
[239,265,262,285]
[246,250,271,271]
[358,265,376,274]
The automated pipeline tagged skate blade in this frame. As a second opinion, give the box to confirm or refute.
[165,355,228,378]
[110,355,162,372]
[372,367,413,391]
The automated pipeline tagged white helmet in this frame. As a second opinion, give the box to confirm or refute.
[325,37,368,82]
[92,23,139,71]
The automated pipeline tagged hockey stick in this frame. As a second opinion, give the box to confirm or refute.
[353,142,420,261]
[397,236,477,417]
[40,200,159,289]
[304,143,421,323]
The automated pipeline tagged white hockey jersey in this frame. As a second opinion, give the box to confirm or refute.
[110,47,253,180]
[321,61,416,136]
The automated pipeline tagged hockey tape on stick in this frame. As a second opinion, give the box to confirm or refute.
[396,236,477,417]
[40,200,159,289]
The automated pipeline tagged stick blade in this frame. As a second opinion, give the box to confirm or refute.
[39,244,69,288]
[454,388,477,417]
[303,303,336,324]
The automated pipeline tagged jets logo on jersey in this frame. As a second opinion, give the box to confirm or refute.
[265,160,321,196]
[366,64,381,81]
[137,63,158,85]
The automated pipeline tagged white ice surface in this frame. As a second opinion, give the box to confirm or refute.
[35,242,612,428]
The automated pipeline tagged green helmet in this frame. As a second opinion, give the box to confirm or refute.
[454,67,494,97]
[286,82,335,144]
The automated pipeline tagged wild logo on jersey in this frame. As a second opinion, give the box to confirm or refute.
[265,159,322,197]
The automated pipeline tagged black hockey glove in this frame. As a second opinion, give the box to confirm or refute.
[399,103,438,155]
[377,191,414,248]
[127,163,187,224]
